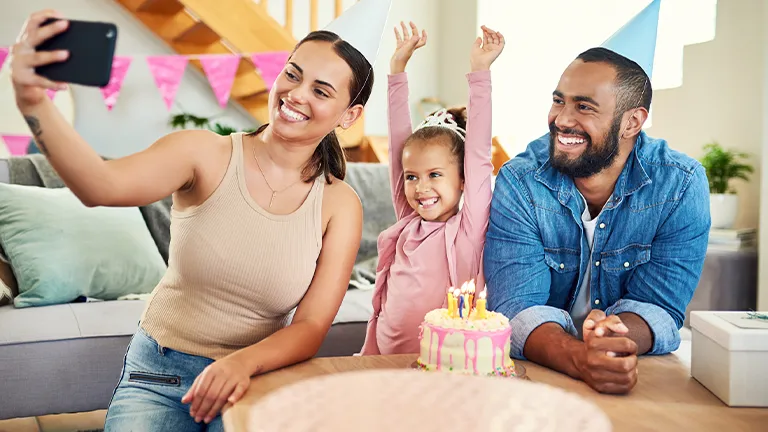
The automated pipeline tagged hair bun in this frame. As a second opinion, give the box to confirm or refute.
[444,106,468,130]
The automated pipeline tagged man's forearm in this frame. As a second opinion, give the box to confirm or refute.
[618,312,653,355]
[522,322,584,379]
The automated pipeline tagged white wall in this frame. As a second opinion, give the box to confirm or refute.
[645,0,763,230]
[0,0,256,158]
[437,0,478,108]
[362,0,440,135]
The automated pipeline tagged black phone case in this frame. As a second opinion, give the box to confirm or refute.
[35,18,118,88]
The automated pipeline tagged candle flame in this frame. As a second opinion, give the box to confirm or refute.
[468,279,476,294]
[460,281,468,294]
[453,288,460,297]
[480,289,487,299]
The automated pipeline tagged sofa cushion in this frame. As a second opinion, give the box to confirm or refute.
[3,155,175,264]
[0,300,146,346]
[0,183,167,308]
[344,163,396,264]
[0,299,369,419]
[0,159,9,185]
[0,301,143,419]
[332,288,373,324]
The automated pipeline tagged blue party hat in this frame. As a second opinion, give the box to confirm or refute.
[600,0,661,79]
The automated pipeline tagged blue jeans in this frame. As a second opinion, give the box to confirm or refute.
[104,327,224,431]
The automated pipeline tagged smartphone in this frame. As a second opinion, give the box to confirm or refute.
[35,18,118,88]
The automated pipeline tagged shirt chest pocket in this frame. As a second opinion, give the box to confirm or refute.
[544,248,581,297]
[544,248,580,273]
[599,244,651,272]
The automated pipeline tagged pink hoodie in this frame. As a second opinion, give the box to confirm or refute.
[360,70,494,355]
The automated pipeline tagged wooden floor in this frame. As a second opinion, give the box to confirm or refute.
[0,410,105,432]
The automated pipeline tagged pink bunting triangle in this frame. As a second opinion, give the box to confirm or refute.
[0,47,8,71]
[251,51,289,91]
[199,54,241,108]
[46,89,57,100]
[100,56,133,111]
[146,55,188,111]
[2,135,32,156]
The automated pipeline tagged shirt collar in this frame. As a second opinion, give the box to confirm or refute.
[534,131,652,207]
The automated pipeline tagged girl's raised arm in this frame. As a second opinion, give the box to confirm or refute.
[460,26,505,240]
[387,21,427,220]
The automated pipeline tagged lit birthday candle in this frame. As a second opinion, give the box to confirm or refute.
[452,288,461,318]
[446,286,455,316]
[467,279,476,311]
[459,282,468,319]
[476,289,488,319]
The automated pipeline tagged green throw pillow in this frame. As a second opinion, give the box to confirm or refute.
[0,183,167,308]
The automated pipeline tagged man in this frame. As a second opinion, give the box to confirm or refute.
[483,45,711,394]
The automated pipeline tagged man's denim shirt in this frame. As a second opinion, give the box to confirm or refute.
[484,131,711,359]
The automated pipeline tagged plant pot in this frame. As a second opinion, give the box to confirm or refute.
[710,193,738,229]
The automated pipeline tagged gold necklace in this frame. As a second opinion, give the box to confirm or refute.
[252,139,303,208]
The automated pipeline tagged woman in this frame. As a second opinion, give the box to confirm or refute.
[11,9,371,431]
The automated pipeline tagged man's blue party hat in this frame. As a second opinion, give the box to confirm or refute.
[600,0,661,79]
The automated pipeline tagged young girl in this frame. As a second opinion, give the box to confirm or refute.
[361,22,504,355]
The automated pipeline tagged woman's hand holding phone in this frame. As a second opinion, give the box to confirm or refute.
[10,10,71,110]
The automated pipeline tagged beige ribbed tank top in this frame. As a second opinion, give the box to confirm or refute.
[140,133,324,360]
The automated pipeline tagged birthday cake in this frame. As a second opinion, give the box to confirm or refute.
[416,282,515,377]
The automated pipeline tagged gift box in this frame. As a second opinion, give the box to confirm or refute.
[690,311,768,407]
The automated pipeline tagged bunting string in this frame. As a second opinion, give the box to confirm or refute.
[0,49,290,157]
[0,48,290,113]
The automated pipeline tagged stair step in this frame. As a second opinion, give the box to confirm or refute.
[173,20,220,45]
[136,0,184,15]
[180,0,294,52]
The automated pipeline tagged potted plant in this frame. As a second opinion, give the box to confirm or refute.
[168,112,256,136]
[699,142,754,229]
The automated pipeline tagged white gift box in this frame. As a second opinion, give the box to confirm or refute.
[690,311,768,407]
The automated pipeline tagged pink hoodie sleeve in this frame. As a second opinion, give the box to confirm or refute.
[459,70,494,242]
[387,72,415,221]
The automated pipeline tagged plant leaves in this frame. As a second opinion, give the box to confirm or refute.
[699,142,754,194]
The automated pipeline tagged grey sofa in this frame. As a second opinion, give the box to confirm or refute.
[0,155,395,420]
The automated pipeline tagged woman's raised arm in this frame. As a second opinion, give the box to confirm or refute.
[11,10,212,207]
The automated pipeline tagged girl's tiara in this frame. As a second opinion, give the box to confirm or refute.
[413,108,467,142]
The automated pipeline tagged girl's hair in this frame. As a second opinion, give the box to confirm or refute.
[247,30,374,184]
[405,106,468,178]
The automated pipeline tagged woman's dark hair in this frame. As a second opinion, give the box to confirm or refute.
[404,106,468,178]
[247,30,374,184]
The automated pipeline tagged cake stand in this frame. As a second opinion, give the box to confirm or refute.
[411,360,528,380]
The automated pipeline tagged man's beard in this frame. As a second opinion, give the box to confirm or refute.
[548,115,622,178]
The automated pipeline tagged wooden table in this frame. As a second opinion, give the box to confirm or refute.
[223,353,768,431]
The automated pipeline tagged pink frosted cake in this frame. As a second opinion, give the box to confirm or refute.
[416,307,516,377]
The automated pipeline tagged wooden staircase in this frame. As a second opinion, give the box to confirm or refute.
[114,0,294,123]
[113,0,510,169]
[113,0,367,144]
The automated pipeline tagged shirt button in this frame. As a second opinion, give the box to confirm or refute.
[559,263,565,269]
[595,261,600,267]
[599,223,606,229]
[594,299,600,305]
[624,262,630,268]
